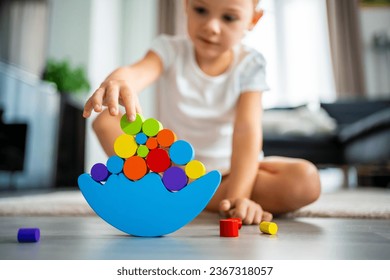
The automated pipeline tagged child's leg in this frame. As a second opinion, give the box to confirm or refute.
[206,156,321,215]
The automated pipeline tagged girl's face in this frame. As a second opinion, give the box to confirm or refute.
[186,0,258,61]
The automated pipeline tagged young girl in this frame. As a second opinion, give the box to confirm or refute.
[83,0,321,225]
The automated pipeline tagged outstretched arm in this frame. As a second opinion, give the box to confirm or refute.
[219,91,272,224]
[83,50,163,156]
[83,50,163,121]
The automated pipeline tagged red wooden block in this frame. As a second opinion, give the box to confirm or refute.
[228,218,242,229]
[146,148,171,173]
[220,219,239,237]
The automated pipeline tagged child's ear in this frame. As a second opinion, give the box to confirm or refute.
[249,9,264,30]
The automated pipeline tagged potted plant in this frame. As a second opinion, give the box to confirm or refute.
[42,58,90,96]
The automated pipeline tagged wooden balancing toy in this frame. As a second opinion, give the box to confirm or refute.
[78,114,222,237]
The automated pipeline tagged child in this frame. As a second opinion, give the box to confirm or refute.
[83,0,321,225]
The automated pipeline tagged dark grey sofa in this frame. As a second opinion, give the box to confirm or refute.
[262,98,390,186]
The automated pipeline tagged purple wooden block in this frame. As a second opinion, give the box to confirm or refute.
[162,166,188,192]
[91,163,109,182]
[17,228,40,243]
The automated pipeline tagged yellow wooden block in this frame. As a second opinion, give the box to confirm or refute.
[114,134,138,159]
[259,221,278,235]
[185,160,206,179]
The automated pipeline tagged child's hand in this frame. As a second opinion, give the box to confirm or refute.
[83,79,142,121]
[219,198,273,225]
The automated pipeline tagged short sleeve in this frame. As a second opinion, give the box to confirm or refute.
[149,34,175,71]
[239,51,269,93]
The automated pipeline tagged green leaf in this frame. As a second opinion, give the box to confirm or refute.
[42,58,90,95]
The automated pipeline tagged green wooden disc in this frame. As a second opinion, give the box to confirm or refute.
[120,113,145,135]
[137,145,149,158]
[142,118,163,137]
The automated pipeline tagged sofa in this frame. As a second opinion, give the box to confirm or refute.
[262,98,390,187]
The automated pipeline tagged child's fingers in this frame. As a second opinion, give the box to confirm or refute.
[90,87,105,113]
[83,98,93,118]
[120,87,137,122]
[232,201,248,222]
[83,87,104,117]
[253,209,263,225]
[243,206,257,225]
[219,199,232,212]
[262,211,273,222]
[105,85,120,116]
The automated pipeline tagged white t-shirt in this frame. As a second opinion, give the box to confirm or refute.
[150,34,269,174]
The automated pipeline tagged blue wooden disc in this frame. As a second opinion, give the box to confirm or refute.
[107,156,124,174]
[135,132,148,145]
[169,140,194,165]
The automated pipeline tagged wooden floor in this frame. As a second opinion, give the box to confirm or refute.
[1,212,390,260]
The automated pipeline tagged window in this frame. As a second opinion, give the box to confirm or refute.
[243,0,336,108]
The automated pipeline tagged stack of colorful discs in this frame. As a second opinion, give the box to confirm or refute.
[90,113,207,192]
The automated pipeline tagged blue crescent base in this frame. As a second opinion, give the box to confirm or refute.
[78,170,221,237]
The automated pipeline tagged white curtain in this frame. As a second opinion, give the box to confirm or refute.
[327,0,366,98]
[245,0,336,108]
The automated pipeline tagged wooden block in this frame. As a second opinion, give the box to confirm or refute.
[169,140,194,165]
[220,219,239,237]
[106,155,124,174]
[135,132,148,145]
[162,166,188,192]
[228,218,242,229]
[91,163,109,182]
[17,228,40,243]
[145,137,158,150]
[137,145,149,158]
[142,118,163,137]
[120,113,144,135]
[114,134,138,158]
[146,148,171,173]
[157,128,177,147]
[185,160,206,179]
[123,156,148,181]
[259,221,278,235]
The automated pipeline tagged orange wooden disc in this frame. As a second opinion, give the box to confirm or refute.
[123,156,148,180]
[146,137,159,150]
[157,129,177,148]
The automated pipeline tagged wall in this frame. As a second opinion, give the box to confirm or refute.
[48,0,92,67]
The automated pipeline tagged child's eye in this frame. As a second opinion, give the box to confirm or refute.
[194,6,207,15]
[222,14,237,22]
